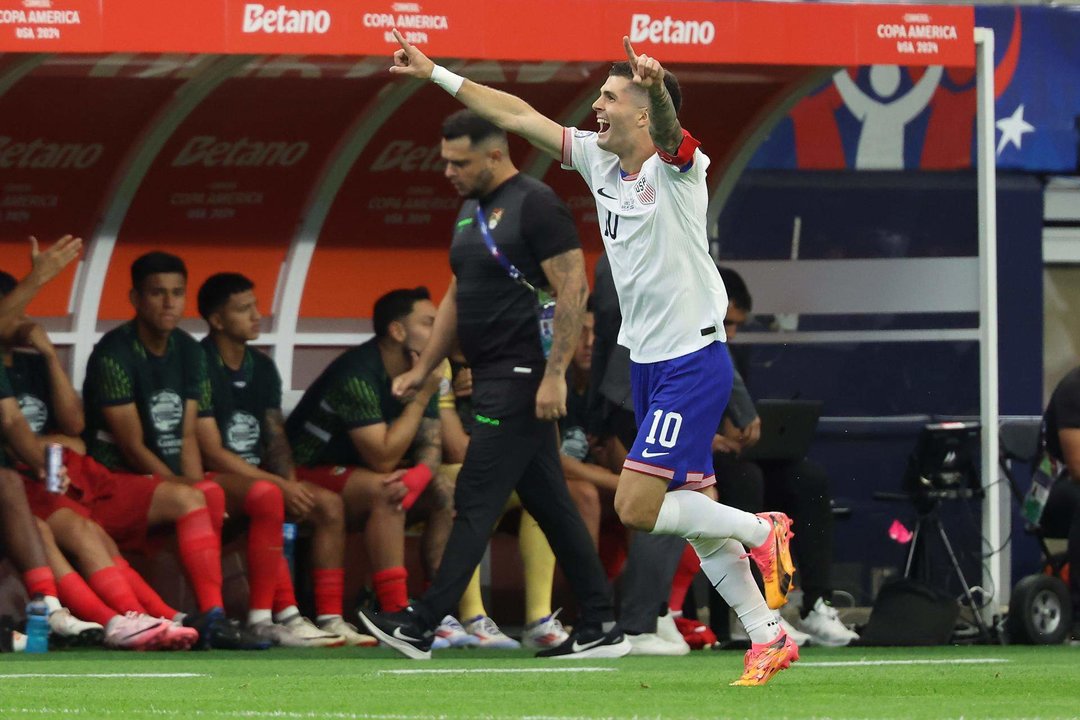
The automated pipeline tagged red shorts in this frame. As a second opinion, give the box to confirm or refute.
[21,476,91,522]
[69,453,164,553]
[295,465,355,495]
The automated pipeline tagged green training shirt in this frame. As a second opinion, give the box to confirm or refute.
[285,338,437,468]
[83,322,210,475]
[200,337,282,467]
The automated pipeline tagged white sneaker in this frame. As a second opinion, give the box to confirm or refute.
[655,610,690,648]
[795,597,859,647]
[522,609,570,650]
[434,615,479,649]
[319,616,377,647]
[778,615,811,647]
[277,614,347,648]
[627,631,690,656]
[463,615,520,649]
[104,613,171,650]
[48,608,104,645]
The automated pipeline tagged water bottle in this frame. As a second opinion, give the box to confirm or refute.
[25,595,49,654]
[282,522,297,580]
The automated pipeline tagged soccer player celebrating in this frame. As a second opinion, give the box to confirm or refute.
[387,33,798,684]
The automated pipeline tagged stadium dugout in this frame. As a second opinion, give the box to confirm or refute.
[0,0,1006,628]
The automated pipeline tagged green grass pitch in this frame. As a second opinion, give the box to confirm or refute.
[0,644,1076,719]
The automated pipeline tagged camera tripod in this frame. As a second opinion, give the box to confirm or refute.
[902,492,993,643]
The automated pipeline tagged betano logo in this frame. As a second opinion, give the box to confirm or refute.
[629,13,715,45]
[242,3,331,34]
[172,136,309,168]
[0,137,103,169]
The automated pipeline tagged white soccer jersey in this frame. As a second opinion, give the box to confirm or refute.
[561,127,728,364]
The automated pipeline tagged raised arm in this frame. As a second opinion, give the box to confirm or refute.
[0,236,82,338]
[623,37,682,155]
[389,30,564,160]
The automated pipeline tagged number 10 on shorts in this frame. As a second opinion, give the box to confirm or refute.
[645,410,682,448]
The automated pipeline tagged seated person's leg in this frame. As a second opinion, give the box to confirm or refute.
[212,474,286,625]
[707,456,765,643]
[142,478,225,614]
[761,458,857,646]
[1040,478,1080,615]
[336,467,408,613]
[519,508,567,649]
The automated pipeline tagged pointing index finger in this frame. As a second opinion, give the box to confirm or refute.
[622,36,638,65]
[392,28,410,51]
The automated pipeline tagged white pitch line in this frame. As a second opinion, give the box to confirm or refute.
[799,658,1010,668]
[377,667,618,675]
[0,673,207,679]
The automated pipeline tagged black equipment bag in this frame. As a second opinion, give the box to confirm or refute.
[856,579,959,646]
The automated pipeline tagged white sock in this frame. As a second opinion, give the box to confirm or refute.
[652,490,770,547]
[273,606,300,623]
[690,536,779,645]
[247,609,272,626]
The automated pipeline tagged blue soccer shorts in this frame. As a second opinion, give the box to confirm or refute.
[624,341,733,491]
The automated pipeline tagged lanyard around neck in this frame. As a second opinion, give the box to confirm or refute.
[474,205,539,295]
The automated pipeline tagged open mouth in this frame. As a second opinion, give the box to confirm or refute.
[597,118,609,138]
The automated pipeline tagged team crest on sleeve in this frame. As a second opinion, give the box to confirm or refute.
[634,176,656,205]
[17,394,48,434]
[487,208,504,229]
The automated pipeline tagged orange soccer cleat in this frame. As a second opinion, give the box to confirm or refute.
[730,630,799,686]
[746,512,796,609]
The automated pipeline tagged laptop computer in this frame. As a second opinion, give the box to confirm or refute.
[740,399,823,461]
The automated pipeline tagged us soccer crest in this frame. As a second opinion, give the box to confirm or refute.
[487,208,504,229]
[634,176,656,205]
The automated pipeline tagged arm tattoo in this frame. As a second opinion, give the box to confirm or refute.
[648,84,683,154]
[413,417,442,475]
[543,250,588,377]
[262,409,296,479]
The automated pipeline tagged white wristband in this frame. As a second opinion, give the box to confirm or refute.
[430,65,464,97]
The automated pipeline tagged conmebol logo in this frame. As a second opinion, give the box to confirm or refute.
[629,13,715,45]
[243,4,331,34]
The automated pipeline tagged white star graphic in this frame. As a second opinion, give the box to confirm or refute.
[995,104,1035,156]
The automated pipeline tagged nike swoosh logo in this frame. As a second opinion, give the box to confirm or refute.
[641,449,669,458]
[596,187,616,199]
[571,637,605,653]
[392,627,422,643]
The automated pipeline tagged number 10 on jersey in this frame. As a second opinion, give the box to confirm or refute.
[645,410,682,448]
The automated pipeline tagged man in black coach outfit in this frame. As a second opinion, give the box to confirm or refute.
[360,110,628,659]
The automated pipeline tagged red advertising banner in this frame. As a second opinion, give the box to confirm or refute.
[0,71,181,316]
[0,0,102,51]
[99,75,376,320]
[306,62,605,318]
[0,1,975,68]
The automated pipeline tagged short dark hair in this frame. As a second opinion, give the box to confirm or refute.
[608,62,683,113]
[131,251,187,293]
[0,270,16,297]
[717,265,752,312]
[373,287,431,339]
[441,109,508,147]
[198,272,254,321]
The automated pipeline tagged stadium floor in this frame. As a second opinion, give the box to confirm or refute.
[0,644,1075,719]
